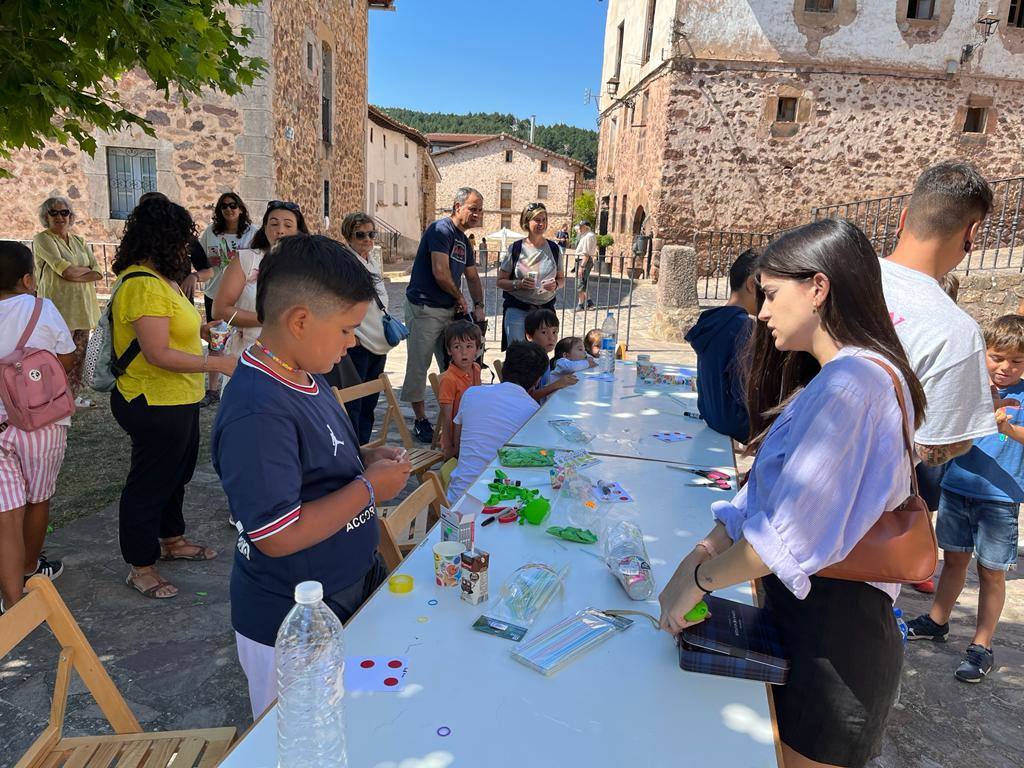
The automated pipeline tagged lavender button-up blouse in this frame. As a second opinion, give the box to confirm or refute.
[712,347,915,602]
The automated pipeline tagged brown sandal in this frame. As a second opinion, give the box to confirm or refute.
[125,572,177,599]
[159,538,217,562]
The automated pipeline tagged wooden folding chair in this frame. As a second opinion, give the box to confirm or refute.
[427,372,442,451]
[335,374,444,480]
[377,472,448,570]
[1,577,235,768]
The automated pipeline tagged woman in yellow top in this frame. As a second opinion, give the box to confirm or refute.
[32,196,103,407]
[110,197,237,599]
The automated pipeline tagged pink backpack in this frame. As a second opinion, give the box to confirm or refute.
[0,298,75,432]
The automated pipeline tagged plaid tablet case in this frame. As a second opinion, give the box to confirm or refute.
[677,595,791,685]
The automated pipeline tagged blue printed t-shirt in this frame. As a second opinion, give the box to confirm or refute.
[942,380,1024,503]
[212,349,379,646]
[406,217,475,309]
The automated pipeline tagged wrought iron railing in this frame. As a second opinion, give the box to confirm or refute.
[693,230,774,301]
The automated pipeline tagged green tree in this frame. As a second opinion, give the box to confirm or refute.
[574,191,596,226]
[0,0,267,176]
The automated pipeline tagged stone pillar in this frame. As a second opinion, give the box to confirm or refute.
[653,244,701,343]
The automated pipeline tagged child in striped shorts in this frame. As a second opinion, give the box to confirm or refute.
[0,241,76,610]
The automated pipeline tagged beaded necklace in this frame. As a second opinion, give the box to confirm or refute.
[254,338,302,374]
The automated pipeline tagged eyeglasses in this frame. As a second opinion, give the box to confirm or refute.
[49,209,71,218]
[267,200,301,213]
[353,230,378,240]
[220,202,239,211]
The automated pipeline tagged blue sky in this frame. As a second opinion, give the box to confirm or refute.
[369,0,607,130]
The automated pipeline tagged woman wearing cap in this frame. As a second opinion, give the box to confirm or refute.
[32,196,103,407]
[495,202,565,345]
[213,201,310,363]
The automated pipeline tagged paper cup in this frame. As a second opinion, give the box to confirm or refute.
[209,321,231,353]
[433,541,465,587]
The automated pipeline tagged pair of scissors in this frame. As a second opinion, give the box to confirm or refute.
[668,465,732,491]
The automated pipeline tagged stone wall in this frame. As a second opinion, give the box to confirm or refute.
[954,270,1024,328]
[432,137,582,238]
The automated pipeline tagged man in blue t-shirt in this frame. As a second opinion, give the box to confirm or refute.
[402,187,486,443]
[213,235,411,718]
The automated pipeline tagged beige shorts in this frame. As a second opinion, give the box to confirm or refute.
[401,301,455,403]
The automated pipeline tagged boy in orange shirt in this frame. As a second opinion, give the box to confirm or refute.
[438,319,483,458]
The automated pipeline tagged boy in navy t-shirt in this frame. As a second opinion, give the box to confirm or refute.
[213,235,412,717]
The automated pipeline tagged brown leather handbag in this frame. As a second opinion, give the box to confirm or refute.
[818,358,939,583]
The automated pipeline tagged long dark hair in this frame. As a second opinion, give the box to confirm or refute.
[112,198,195,282]
[211,192,252,237]
[250,202,310,251]
[744,219,926,449]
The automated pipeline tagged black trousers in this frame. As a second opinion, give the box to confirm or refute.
[343,345,388,445]
[111,389,200,567]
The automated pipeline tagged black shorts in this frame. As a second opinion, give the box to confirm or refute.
[204,294,215,323]
[764,574,902,767]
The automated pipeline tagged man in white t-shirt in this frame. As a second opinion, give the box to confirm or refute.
[879,160,997,591]
[447,341,550,504]
[575,221,598,310]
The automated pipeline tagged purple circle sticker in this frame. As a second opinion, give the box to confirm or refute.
[437,726,451,737]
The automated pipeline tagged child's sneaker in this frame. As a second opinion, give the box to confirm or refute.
[954,644,994,683]
[28,554,64,582]
[906,613,949,642]
[413,418,434,444]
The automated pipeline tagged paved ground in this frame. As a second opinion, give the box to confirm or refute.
[2,274,1023,766]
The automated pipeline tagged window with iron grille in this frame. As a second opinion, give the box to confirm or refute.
[907,0,934,20]
[963,107,987,134]
[1011,0,1024,27]
[776,97,798,122]
[106,147,156,219]
[804,0,834,11]
[321,43,332,144]
[500,183,513,210]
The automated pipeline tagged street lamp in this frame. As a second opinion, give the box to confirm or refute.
[605,77,620,97]
[961,8,1001,64]
[977,7,1000,37]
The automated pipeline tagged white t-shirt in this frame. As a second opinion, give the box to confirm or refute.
[0,294,75,425]
[878,258,995,445]
[576,231,598,261]
[447,382,540,503]
[199,223,256,299]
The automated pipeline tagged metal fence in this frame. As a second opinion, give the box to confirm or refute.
[475,248,643,350]
[693,230,774,301]
[811,175,1024,274]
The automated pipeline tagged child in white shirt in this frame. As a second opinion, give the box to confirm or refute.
[551,336,597,380]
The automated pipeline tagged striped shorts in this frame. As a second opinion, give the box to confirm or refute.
[0,423,68,512]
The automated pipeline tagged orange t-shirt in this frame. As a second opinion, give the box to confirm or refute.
[437,362,482,416]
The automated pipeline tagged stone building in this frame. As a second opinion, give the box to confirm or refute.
[366,106,440,260]
[428,133,587,239]
[0,0,396,245]
[596,0,1024,262]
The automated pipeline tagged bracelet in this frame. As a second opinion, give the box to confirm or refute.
[694,561,714,595]
[695,538,718,559]
[356,474,375,509]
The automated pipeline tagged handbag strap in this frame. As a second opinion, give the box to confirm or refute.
[15,298,44,351]
[865,356,920,497]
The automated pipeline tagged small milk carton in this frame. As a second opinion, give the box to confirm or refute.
[460,549,490,605]
[441,507,476,551]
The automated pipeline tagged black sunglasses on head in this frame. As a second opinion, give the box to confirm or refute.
[353,230,378,240]
[49,209,71,217]
[525,202,546,212]
[267,200,301,214]
[220,201,239,211]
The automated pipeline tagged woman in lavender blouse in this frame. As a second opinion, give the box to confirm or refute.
[659,219,927,768]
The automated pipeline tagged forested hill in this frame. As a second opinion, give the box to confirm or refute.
[378,108,597,176]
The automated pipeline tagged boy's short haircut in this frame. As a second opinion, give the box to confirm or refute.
[905,161,993,240]
[584,329,602,351]
[256,234,377,324]
[984,315,1024,354]
[939,272,960,302]
[501,342,551,390]
[0,240,35,291]
[728,248,759,293]
[444,319,483,350]
[524,307,559,337]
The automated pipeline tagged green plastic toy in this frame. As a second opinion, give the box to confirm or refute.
[521,497,551,525]
[546,526,598,544]
[684,601,709,623]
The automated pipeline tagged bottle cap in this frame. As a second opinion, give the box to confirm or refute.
[294,580,323,604]
[388,574,414,593]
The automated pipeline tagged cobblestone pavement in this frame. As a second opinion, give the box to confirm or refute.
[2,275,1022,767]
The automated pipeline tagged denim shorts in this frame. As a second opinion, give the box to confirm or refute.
[936,488,1020,571]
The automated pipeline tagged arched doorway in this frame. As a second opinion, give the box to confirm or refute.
[632,205,646,235]
[631,206,650,277]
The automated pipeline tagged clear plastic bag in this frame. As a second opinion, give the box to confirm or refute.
[484,562,568,631]
[604,521,655,600]
[551,467,605,531]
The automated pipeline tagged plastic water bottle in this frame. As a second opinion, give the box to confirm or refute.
[893,607,908,646]
[276,581,348,768]
[599,311,617,373]
[603,521,655,600]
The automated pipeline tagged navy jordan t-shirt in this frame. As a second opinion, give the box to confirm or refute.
[212,349,379,646]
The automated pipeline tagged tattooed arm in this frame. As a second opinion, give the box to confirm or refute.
[915,440,973,466]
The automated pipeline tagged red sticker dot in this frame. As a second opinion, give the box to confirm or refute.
[387,659,402,668]
[384,677,399,687]
[360,659,375,669]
